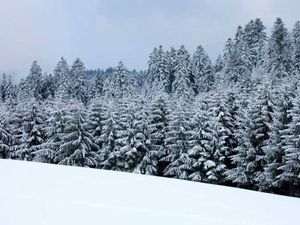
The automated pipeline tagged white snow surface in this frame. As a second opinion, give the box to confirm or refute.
[0,159,299,225]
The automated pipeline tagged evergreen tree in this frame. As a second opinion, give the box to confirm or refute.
[104,61,133,99]
[87,99,107,150]
[53,57,70,96]
[148,95,170,175]
[146,46,170,94]
[243,18,267,70]
[292,21,300,75]
[5,75,16,107]
[25,104,46,160]
[0,73,8,102]
[162,100,193,179]
[24,61,44,101]
[132,97,158,175]
[121,98,143,172]
[172,46,195,98]
[192,45,215,93]
[220,38,234,84]
[69,58,88,103]
[215,55,224,74]
[9,102,46,161]
[208,92,237,168]
[34,101,68,163]
[165,47,177,93]
[265,18,294,80]
[55,106,99,167]
[99,111,120,170]
[257,85,293,192]
[188,108,220,182]
[41,73,56,100]
[93,69,104,97]
[226,84,272,189]
[223,26,251,85]
[0,113,12,159]
[100,100,128,171]
[8,102,29,159]
[278,94,300,196]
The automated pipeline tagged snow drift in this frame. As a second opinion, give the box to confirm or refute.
[0,159,299,225]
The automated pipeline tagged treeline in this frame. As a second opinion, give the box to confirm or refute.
[0,17,300,197]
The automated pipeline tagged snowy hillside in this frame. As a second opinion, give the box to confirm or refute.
[0,159,299,225]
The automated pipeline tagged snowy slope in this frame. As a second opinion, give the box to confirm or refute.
[0,159,299,225]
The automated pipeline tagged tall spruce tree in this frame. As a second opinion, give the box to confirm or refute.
[53,57,70,97]
[23,61,44,101]
[146,46,170,94]
[223,26,251,85]
[278,94,300,196]
[243,18,267,70]
[192,45,215,93]
[100,100,129,171]
[93,69,104,97]
[292,21,300,75]
[255,85,292,192]
[132,97,158,175]
[188,107,218,182]
[226,84,272,189]
[172,46,195,98]
[162,100,193,179]
[87,99,107,150]
[69,58,88,103]
[55,105,99,167]
[104,61,133,99]
[265,18,294,80]
[99,108,120,170]
[148,95,170,175]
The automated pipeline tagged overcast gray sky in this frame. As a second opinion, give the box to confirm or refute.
[0,0,299,80]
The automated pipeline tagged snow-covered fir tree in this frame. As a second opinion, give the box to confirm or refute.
[148,95,170,175]
[214,55,224,74]
[146,46,170,95]
[226,84,273,189]
[34,101,68,163]
[222,26,251,86]
[172,46,195,98]
[257,84,293,192]
[92,69,104,97]
[55,104,99,167]
[53,57,70,97]
[22,61,44,101]
[87,99,107,150]
[132,97,158,175]
[162,99,193,179]
[117,98,144,172]
[99,112,119,170]
[165,47,178,93]
[188,105,219,182]
[265,18,294,81]
[292,21,300,75]
[243,18,267,70]
[0,73,8,103]
[8,101,46,161]
[0,129,11,159]
[69,58,88,103]
[100,100,128,171]
[104,61,134,99]
[192,45,215,93]
[278,92,300,195]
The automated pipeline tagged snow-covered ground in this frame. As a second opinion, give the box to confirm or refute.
[0,159,299,225]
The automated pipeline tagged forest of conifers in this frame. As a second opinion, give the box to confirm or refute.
[0,17,300,197]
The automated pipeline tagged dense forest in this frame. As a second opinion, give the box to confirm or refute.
[1,17,300,197]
